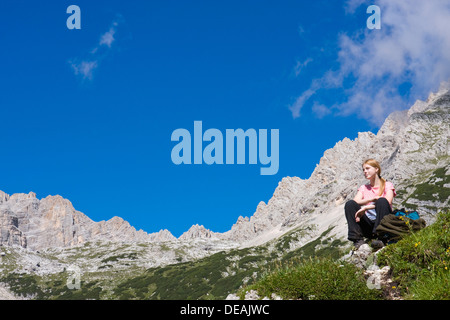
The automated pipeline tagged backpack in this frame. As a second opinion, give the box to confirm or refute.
[376,209,426,244]
[392,208,421,220]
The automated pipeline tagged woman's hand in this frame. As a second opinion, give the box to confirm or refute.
[355,206,367,222]
[372,195,381,202]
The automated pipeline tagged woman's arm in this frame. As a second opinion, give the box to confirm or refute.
[354,190,394,222]
[353,191,377,206]
[384,189,394,205]
[354,204,375,222]
[355,190,394,206]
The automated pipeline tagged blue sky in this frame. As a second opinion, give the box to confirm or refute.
[1,1,449,237]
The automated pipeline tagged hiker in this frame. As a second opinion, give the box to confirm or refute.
[344,159,396,249]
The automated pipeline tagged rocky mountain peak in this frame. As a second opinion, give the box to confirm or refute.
[179,224,217,240]
[0,191,176,250]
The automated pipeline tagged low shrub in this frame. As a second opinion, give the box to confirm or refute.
[377,211,450,299]
[240,258,382,300]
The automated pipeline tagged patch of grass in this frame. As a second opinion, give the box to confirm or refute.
[406,166,450,202]
[240,258,381,300]
[274,226,313,251]
[101,252,138,264]
[377,211,450,299]
[0,273,45,299]
[112,249,267,300]
[282,227,347,262]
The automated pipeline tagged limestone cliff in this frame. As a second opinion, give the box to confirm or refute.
[0,191,175,250]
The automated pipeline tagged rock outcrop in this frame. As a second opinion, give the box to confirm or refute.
[0,192,175,250]
[179,224,219,240]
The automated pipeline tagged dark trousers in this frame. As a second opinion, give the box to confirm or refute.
[344,198,392,242]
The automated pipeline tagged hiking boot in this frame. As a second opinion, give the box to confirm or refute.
[371,239,384,250]
[353,240,366,250]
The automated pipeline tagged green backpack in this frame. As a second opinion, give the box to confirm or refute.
[376,209,426,243]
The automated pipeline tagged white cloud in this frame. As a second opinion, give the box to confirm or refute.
[70,60,98,80]
[294,57,313,76]
[99,22,118,48]
[290,0,450,125]
[288,86,317,118]
[312,101,331,119]
[70,19,120,81]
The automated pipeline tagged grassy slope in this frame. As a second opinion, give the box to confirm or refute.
[377,211,450,299]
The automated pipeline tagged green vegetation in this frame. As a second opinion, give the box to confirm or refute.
[100,252,138,264]
[398,165,450,210]
[113,250,259,299]
[238,258,381,300]
[409,167,450,202]
[377,211,450,299]
[0,271,105,300]
[0,273,45,299]
[112,230,348,300]
[282,227,346,261]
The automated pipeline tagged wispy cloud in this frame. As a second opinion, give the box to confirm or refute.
[290,0,450,125]
[294,57,313,77]
[70,60,98,81]
[289,85,317,118]
[99,21,118,48]
[311,101,331,119]
[70,19,121,81]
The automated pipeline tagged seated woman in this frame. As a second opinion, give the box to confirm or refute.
[345,159,396,249]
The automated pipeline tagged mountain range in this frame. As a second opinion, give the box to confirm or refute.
[0,82,448,299]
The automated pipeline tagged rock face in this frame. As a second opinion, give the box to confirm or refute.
[179,224,219,240]
[0,83,449,252]
[0,191,174,250]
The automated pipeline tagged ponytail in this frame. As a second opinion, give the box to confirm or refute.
[378,176,386,196]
